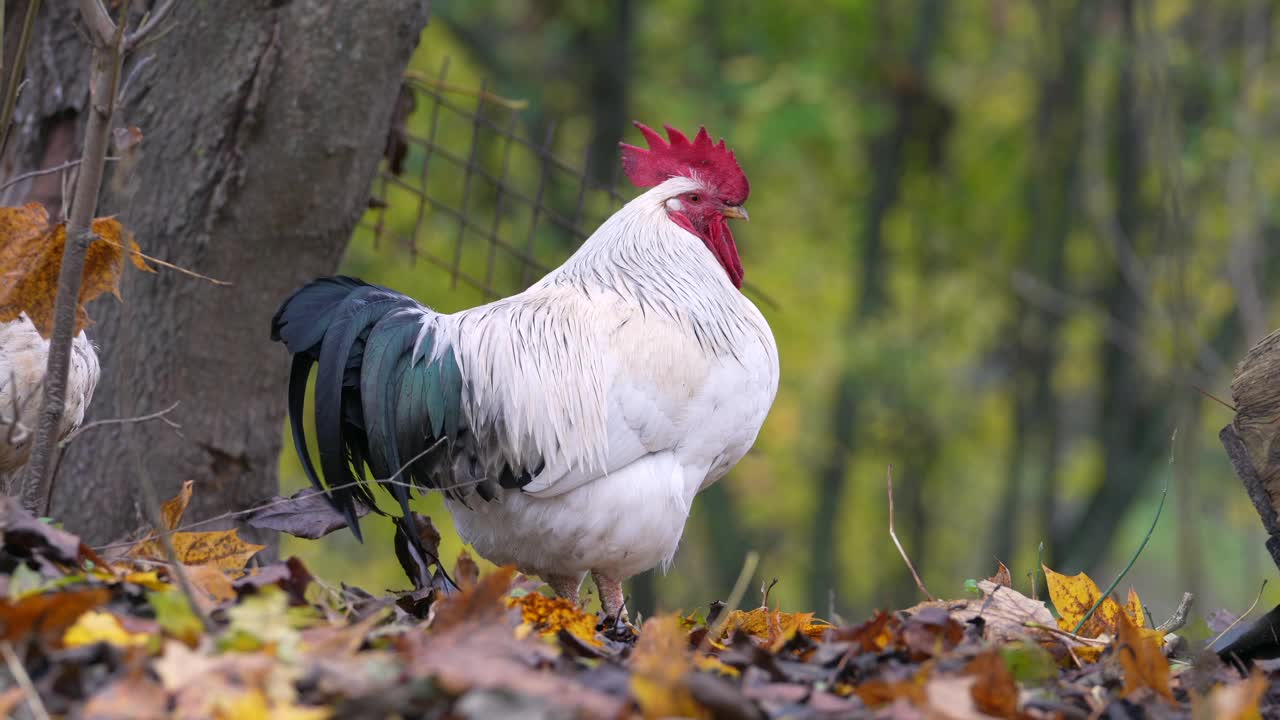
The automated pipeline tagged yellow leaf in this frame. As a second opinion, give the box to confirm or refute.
[693,654,740,677]
[1042,565,1129,638]
[121,571,169,591]
[715,606,830,650]
[1125,587,1145,628]
[508,592,601,647]
[631,615,708,720]
[0,203,152,338]
[63,610,151,649]
[130,529,264,571]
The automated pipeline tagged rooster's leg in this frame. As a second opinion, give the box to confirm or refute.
[591,570,626,621]
[547,574,582,604]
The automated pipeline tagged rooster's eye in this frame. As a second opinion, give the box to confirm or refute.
[688,194,700,203]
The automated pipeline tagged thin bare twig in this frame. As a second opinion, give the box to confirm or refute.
[1211,580,1268,648]
[0,157,121,192]
[125,0,176,49]
[1192,384,1236,413]
[0,0,42,158]
[705,550,760,644]
[888,465,934,601]
[1156,592,1195,634]
[95,236,231,285]
[0,642,49,720]
[58,401,181,448]
[94,437,453,551]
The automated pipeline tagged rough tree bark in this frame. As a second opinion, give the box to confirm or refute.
[4,0,429,543]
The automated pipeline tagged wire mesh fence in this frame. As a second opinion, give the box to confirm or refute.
[356,61,628,302]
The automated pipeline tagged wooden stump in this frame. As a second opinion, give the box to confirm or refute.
[1223,328,1280,572]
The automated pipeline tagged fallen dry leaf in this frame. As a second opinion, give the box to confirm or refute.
[246,487,370,540]
[509,591,601,647]
[631,615,709,719]
[967,650,1019,718]
[81,669,168,719]
[63,609,152,649]
[986,561,1013,587]
[1201,670,1268,720]
[0,586,111,646]
[716,606,830,650]
[1042,564,1146,640]
[1116,610,1173,703]
[947,580,1055,645]
[129,528,265,571]
[0,203,153,337]
[162,480,194,530]
[185,564,238,604]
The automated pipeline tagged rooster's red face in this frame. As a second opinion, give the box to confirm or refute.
[619,123,750,287]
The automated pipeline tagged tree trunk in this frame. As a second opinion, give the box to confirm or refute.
[5,0,429,543]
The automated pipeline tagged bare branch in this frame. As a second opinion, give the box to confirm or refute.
[0,156,120,193]
[126,0,176,50]
[79,0,117,46]
[58,401,181,448]
[19,0,130,512]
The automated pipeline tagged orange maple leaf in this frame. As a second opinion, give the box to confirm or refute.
[0,203,153,338]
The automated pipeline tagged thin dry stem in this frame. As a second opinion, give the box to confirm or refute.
[1211,580,1267,647]
[0,641,49,720]
[96,236,231,285]
[58,401,181,448]
[888,465,934,601]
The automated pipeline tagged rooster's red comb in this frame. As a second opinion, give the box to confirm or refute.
[619,122,749,205]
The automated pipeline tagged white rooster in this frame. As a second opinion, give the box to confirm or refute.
[272,123,778,617]
[0,314,100,481]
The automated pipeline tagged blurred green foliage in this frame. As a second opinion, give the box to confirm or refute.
[279,0,1280,621]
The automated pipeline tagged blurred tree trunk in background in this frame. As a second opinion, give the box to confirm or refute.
[2,0,429,543]
[1055,0,1166,571]
[808,0,947,611]
[989,1,1095,569]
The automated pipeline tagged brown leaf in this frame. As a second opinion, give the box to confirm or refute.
[184,563,237,604]
[830,610,900,653]
[233,556,313,605]
[398,570,624,718]
[454,550,480,588]
[986,561,1012,587]
[394,511,442,589]
[0,495,86,570]
[0,587,111,646]
[82,668,169,719]
[967,650,1019,718]
[129,529,265,571]
[948,581,1055,644]
[246,487,370,540]
[901,606,964,660]
[1116,610,1173,703]
[0,203,152,338]
[631,615,709,719]
[161,480,193,531]
[430,566,516,631]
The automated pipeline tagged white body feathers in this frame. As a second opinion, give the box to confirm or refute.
[437,178,779,581]
[0,314,100,476]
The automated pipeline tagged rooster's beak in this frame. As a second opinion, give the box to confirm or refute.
[721,205,749,222]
